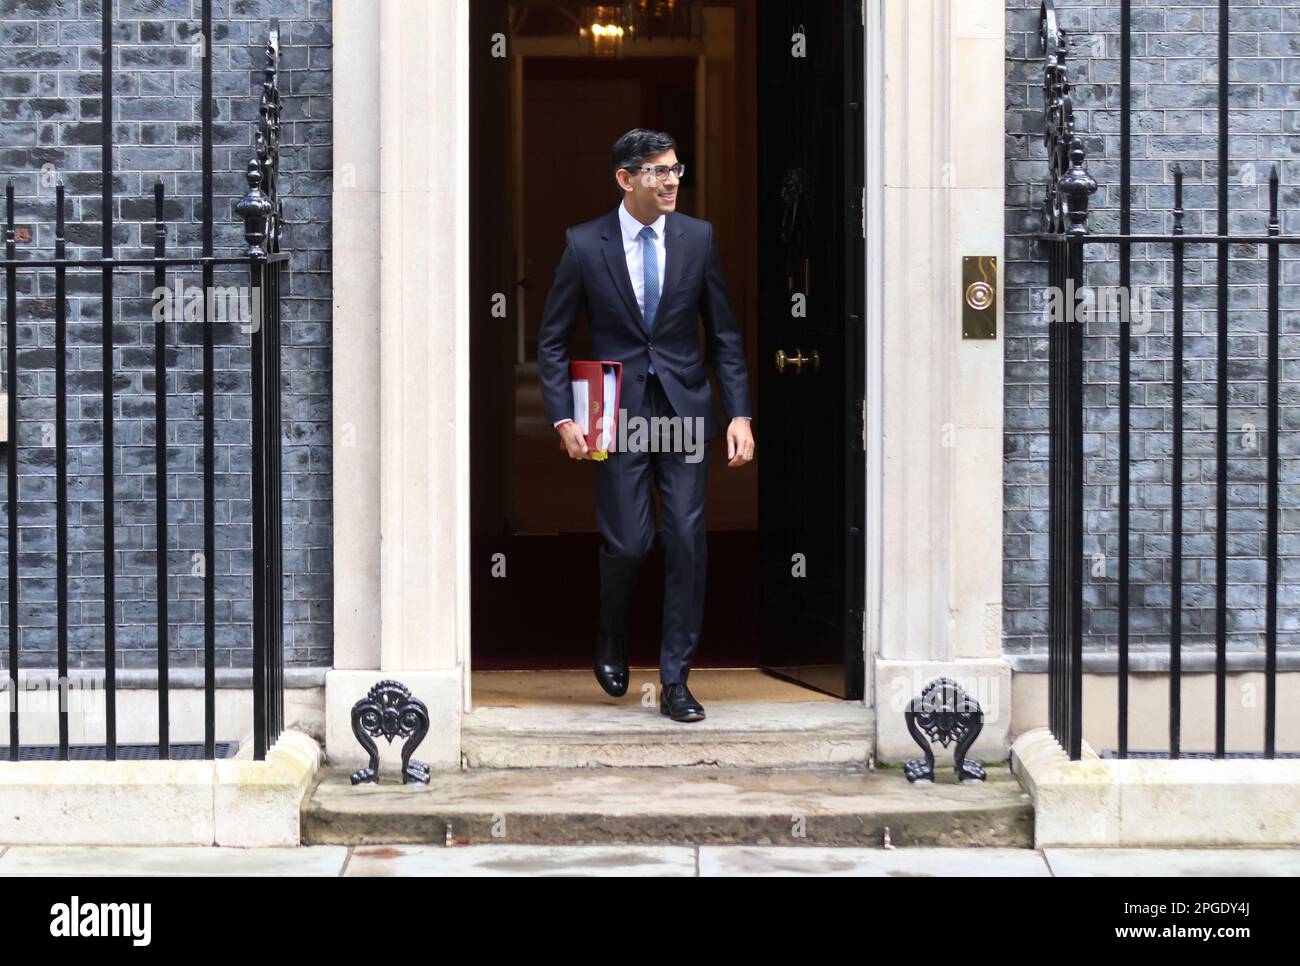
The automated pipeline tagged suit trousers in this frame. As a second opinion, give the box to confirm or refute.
[595,372,710,685]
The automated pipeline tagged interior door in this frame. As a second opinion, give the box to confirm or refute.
[756,0,865,699]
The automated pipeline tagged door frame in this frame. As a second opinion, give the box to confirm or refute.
[862,0,885,711]
[324,0,886,725]
[325,0,1011,766]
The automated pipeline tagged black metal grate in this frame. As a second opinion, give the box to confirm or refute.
[1103,750,1300,761]
[0,742,238,762]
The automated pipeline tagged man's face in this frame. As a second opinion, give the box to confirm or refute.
[617,148,680,220]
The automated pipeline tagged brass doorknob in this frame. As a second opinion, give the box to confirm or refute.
[774,347,820,374]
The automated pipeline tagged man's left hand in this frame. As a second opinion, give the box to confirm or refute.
[726,417,755,468]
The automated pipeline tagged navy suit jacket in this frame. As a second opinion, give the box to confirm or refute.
[537,206,752,441]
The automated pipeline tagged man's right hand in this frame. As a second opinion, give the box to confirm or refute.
[557,420,590,460]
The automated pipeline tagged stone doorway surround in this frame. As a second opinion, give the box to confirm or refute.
[871,0,1008,763]
[325,0,1010,771]
[326,0,470,771]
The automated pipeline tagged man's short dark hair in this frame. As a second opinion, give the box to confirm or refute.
[610,128,677,174]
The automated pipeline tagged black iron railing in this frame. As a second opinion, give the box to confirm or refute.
[1039,0,1295,760]
[0,8,286,761]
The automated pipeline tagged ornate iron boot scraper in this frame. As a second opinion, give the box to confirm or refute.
[350,680,431,784]
[904,677,986,783]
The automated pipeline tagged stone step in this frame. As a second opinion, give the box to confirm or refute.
[302,766,1033,847]
[460,700,874,769]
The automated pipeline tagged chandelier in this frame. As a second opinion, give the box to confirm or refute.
[577,1,699,56]
[579,6,626,56]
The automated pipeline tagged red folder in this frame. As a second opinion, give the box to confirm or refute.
[562,360,622,459]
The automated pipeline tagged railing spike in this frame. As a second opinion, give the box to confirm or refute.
[1268,164,1280,232]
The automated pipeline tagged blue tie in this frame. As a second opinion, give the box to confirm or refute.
[639,225,659,374]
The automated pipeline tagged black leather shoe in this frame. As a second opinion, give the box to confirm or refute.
[594,635,629,697]
[659,682,705,722]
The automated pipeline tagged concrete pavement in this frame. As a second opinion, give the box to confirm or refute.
[3,844,1299,876]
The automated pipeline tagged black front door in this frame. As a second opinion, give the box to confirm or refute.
[756,0,865,699]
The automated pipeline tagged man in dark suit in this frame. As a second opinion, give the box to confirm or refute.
[537,128,754,722]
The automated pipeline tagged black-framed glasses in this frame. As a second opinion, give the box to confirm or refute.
[625,162,686,182]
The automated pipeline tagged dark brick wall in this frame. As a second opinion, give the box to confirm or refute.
[1004,0,1300,662]
[0,0,332,670]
